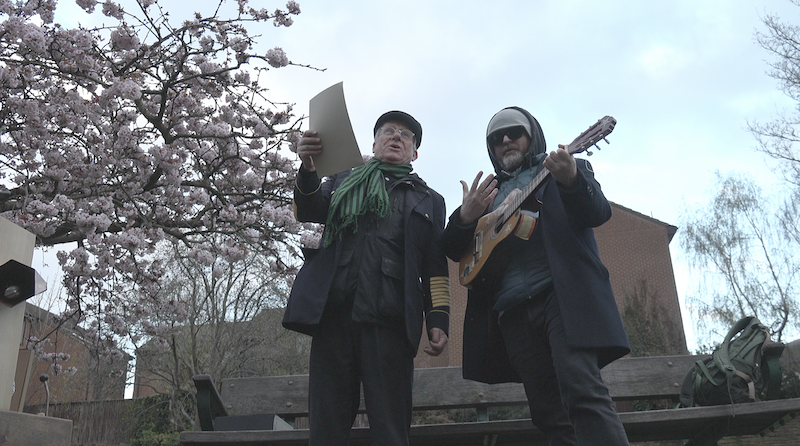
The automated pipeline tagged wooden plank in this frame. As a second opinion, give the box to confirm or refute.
[602,354,705,400]
[411,356,708,409]
[218,355,709,417]
[221,368,526,417]
[0,410,73,446]
[221,374,311,417]
[180,397,800,446]
[620,399,800,442]
[411,367,526,410]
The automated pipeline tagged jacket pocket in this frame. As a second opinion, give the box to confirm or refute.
[376,256,405,319]
[381,256,403,280]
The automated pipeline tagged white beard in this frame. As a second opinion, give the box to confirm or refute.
[499,151,525,171]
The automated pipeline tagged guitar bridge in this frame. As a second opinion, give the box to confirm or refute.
[474,231,483,260]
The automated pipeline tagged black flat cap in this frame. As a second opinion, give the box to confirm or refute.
[374,110,422,148]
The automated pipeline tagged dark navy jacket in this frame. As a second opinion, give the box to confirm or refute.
[442,107,629,383]
[283,167,450,354]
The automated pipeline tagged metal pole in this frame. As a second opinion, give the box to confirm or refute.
[39,374,49,417]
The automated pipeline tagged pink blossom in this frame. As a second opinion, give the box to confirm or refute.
[0,0,14,15]
[272,9,294,27]
[75,0,98,13]
[218,204,239,221]
[300,231,321,249]
[286,1,300,14]
[190,248,216,266]
[102,1,124,19]
[105,314,128,335]
[229,37,249,53]
[20,25,46,53]
[110,26,140,51]
[265,47,288,67]
[221,243,247,261]
[0,0,309,376]
[111,79,142,100]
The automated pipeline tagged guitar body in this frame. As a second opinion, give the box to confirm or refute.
[458,206,521,286]
[457,115,616,286]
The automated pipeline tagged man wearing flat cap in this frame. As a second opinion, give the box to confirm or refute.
[283,111,450,446]
[442,106,630,445]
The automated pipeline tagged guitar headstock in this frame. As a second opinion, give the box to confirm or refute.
[566,115,616,156]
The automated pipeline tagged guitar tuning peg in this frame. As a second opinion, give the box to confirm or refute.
[586,149,594,156]
[603,137,610,144]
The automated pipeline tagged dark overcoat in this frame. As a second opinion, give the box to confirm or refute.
[283,169,450,353]
[442,107,629,384]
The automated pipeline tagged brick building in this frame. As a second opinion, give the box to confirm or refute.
[16,303,128,411]
[415,201,688,368]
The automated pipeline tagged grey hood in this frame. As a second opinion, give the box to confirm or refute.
[485,106,547,179]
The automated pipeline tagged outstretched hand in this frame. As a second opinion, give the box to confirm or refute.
[458,171,498,224]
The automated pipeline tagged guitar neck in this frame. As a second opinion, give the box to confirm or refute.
[491,115,615,232]
[460,116,615,286]
[505,166,550,213]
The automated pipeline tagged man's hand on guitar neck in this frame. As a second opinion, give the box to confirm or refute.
[458,171,498,224]
[543,144,578,188]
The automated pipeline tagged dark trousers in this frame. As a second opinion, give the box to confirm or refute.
[308,306,414,446]
[499,291,629,446]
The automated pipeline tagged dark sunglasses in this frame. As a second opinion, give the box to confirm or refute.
[488,126,528,146]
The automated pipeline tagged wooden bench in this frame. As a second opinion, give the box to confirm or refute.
[180,351,800,446]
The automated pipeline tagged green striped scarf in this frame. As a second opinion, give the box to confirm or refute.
[323,157,413,247]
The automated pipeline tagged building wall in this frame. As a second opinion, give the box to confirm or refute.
[131,367,163,399]
[20,304,128,407]
[596,203,688,354]
[414,261,467,369]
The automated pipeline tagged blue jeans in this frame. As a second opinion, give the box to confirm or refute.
[499,291,629,446]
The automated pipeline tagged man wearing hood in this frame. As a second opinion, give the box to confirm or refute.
[283,111,450,446]
[441,106,630,445]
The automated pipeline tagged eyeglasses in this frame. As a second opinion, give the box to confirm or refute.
[378,126,415,142]
[488,126,528,146]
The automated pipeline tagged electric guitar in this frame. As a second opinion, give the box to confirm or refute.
[458,115,617,286]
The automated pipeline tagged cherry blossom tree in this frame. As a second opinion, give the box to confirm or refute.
[0,0,320,374]
[132,240,310,431]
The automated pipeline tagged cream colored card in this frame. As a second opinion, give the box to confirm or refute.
[309,82,363,177]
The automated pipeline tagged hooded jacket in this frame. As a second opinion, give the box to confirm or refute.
[442,106,630,383]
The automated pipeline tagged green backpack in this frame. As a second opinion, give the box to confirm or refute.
[679,316,782,407]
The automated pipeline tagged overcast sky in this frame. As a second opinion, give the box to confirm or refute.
[39,0,800,347]
[254,0,798,346]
